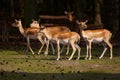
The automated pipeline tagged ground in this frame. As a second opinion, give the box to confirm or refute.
[0,44,120,80]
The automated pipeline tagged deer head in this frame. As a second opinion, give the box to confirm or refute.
[30,19,40,28]
[76,20,88,29]
[64,11,74,22]
[12,19,21,28]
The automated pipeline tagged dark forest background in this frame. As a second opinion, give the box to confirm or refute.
[0,0,119,45]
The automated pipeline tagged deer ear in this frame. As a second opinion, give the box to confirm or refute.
[15,19,17,22]
[41,25,45,28]
[18,19,21,21]
[32,19,35,22]
[71,11,74,14]
[38,19,41,23]
[64,11,68,14]
[76,20,80,24]
[85,20,88,23]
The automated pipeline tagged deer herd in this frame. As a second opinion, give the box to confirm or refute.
[12,11,113,60]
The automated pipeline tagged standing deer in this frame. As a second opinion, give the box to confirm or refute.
[64,11,78,32]
[30,20,71,55]
[64,11,74,22]
[76,20,113,60]
[40,25,81,60]
[12,19,45,55]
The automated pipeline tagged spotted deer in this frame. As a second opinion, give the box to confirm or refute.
[76,20,113,60]
[39,25,81,60]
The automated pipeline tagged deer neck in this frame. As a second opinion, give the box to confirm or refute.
[81,29,85,35]
[41,29,52,40]
[78,27,85,39]
[81,29,89,39]
[69,16,73,22]
[18,22,26,37]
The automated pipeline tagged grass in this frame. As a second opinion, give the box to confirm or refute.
[0,44,120,80]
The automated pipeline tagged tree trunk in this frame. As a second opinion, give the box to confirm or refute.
[24,0,37,26]
[19,0,24,18]
[94,0,103,26]
[10,0,14,17]
[113,0,119,36]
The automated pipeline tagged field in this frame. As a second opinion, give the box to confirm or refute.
[0,44,120,80]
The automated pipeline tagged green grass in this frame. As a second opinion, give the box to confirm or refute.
[0,45,120,80]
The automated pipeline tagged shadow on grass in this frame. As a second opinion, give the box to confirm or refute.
[0,71,120,80]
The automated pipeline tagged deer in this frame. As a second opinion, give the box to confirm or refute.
[30,20,71,56]
[39,25,81,60]
[12,19,45,55]
[64,11,79,32]
[76,20,113,60]
[64,11,74,22]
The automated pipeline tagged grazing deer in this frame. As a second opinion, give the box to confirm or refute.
[30,20,71,55]
[12,19,45,55]
[76,20,113,60]
[39,25,81,60]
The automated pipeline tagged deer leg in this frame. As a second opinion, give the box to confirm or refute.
[60,45,65,53]
[57,40,60,61]
[75,44,81,60]
[105,41,113,59]
[27,37,35,55]
[25,45,29,54]
[66,44,70,55]
[68,41,76,60]
[60,44,70,55]
[99,43,107,59]
[44,40,49,56]
[50,43,55,55]
[85,42,89,60]
[37,38,45,54]
[109,43,113,59]
[88,41,92,60]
